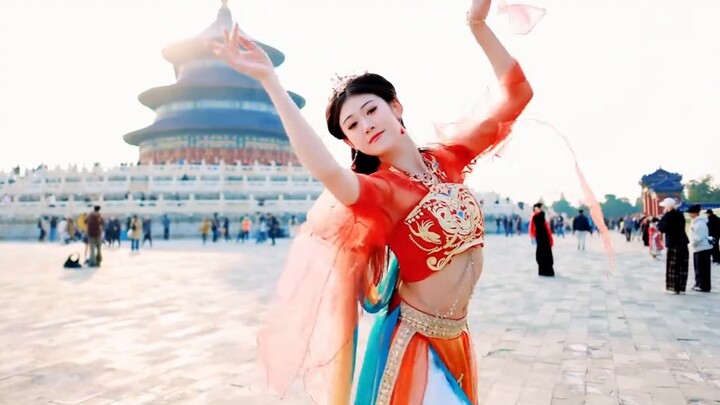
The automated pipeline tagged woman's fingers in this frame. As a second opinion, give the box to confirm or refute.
[235,33,256,51]
[212,41,226,58]
[233,24,257,50]
[222,27,231,47]
[231,23,240,46]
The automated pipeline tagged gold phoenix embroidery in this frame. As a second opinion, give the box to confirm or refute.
[404,183,485,271]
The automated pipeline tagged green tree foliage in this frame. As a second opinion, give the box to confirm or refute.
[600,194,639,218]
[550,193,640,219]
[551,193,577,216]
[686,175,720,203]
[635,198,643,211]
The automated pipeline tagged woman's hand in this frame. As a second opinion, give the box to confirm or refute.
[212,23,276,84]
[468,0,491,23]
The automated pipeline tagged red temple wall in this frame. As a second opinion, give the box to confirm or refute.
[641,189,683,218]
[139,148,299,166]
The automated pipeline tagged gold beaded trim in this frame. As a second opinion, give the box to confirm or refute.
[400,301,467,340]
[374,303,468,405]
[375,321,414,405]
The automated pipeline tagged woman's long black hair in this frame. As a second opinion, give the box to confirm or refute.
[326,73,405,175]
[325,74,407,292]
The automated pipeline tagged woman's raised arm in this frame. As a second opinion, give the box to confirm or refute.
[213,24,361,205]
[443,0,534,166]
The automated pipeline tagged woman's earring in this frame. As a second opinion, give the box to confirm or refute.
[400,127,406,135]
[351,149,358,165]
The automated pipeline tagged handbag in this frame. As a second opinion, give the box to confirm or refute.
[63,252,82,269]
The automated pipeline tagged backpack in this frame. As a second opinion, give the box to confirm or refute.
[63,252,82,269]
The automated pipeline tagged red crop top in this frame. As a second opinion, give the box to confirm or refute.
[349,149,485,282]
[347,62,532,283]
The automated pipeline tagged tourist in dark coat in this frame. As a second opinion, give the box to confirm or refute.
[657,198,689,294]
[641,216,650,246]
[572,209,592,251]
[530,203,554,277]
[707,209,720,264]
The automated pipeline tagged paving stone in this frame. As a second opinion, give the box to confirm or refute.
[585,394,619,405]
[1,232,719,403]
[517,386,554,405]
[617,390,654,405]
[646,387,687,405]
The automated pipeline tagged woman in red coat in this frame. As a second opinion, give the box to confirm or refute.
[530,203,555,276]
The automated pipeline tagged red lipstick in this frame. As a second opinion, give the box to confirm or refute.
[369,130,384,144]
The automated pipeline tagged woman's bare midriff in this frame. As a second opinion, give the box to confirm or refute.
[398,247,484,319]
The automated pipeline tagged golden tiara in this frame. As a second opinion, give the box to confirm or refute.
[329,70,368,99]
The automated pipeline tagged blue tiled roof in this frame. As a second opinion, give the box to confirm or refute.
[138,83,305,110]
[122,2,305,152]
[650,178,684,192]
[123,110,286,145]
[641,168,682,185]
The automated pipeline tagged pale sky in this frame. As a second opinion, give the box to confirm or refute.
[1,0,718,205]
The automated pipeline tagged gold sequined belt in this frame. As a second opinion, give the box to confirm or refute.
[399,301,467,339]
[374,302,468,405]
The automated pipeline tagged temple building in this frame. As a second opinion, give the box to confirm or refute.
[0,1,325,239]
[639,168,684,217]
[123,0,305,165]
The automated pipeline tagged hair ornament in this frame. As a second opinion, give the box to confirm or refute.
[329,69,368,99]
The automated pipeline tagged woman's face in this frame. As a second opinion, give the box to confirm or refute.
[338,93,403,156]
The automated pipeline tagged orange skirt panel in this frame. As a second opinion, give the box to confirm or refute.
[389,330,478,405]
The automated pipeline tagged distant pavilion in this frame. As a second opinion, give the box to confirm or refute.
[639,168,684,217]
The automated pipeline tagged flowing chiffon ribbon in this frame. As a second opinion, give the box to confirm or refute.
[434,116,615,274]
[483,117,616,274]
[497,0,546,35]
[522,118,616,273]
[361,255,399,314]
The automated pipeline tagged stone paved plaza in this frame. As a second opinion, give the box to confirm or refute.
[1,233,720,404]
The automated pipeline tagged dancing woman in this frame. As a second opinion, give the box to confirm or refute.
[214,0,534,403]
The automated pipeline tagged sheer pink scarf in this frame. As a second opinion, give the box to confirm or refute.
[497,0,546,35]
